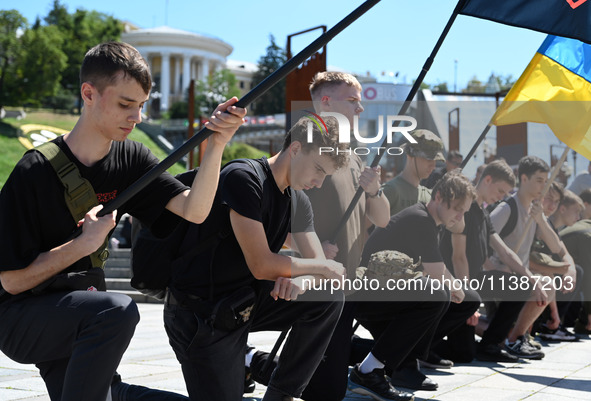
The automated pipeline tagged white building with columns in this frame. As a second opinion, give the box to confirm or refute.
[121,26,254,115]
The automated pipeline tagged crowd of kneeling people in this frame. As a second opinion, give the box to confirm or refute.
[1,42,590,401]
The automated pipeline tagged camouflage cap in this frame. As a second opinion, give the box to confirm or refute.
[406,129,445,161]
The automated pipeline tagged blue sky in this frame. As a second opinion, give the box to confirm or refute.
[12,0,547,90]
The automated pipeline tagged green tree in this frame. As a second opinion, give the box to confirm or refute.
[195,69,241,116]
[44,1,123,101]
[168,69,240,120]
[251,35,286,115]
[463,75,485,93]
[18,25,67,108]
[0,10,27,110]
[432,82,449,92]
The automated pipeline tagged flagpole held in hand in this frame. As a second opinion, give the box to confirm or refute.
[330,0,468,242]
[98,0,382,218]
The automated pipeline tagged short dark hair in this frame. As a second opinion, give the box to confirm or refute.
[282,116,348,169]
[548,181,565,204]
[80,42,152,94]
[579,188,591,204]
[480,159,516,187]
[560,189,584,210]
[432,169,476,207]
[517,155,549,183]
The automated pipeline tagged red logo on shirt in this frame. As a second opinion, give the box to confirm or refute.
[566,0,587,9]
[96,190,117,203]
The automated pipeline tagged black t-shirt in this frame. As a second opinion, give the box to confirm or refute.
[170,157,314,299]
[361,203,442,267]
[440,200,495,279]
[0,136,187,282]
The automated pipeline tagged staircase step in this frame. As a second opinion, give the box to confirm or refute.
[108,248,132,259]
[104,267,132,278]
[105,258,132,269]
[106,278,134,291]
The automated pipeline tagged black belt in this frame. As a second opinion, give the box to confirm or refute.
[165,289,204,307]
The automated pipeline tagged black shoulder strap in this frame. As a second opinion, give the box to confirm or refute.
[499,196,518,239]
[32,142,109,268]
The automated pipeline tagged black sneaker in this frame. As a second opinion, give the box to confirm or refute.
[418,351,453,369]
[348,364,414,401]
[505,336,545,360]
[389,363,438,391]
[476,343,519,362]
[538,324,579,342]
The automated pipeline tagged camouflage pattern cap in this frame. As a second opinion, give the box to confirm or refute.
[407,129,445,161]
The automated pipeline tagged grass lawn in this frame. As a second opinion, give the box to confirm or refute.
[0,111,186,189]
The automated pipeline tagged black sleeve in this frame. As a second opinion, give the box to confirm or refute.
[413,217,443,264]
[220,165,263,222]
[291,190,315,233]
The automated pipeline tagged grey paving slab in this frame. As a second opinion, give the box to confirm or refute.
[1,303,591,400]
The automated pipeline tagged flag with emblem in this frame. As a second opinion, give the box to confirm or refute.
[460,0,591,44]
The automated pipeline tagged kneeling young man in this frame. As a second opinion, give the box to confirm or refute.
[163,116,348,401]
[349,171,477,400]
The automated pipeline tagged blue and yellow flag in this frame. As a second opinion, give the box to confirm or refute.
[460,0,591,44]
[491,35,591,160]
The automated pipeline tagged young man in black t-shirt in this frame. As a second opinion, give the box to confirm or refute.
[163,116,349,401]
[0,42,246,400]
[348,171,478,401]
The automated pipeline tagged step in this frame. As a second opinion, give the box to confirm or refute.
[104,267,132,278]
[105,258,132,269]
[106,277,134,291]
[108,248,132,259]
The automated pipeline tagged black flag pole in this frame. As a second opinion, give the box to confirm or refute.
[329,0,467,242]
[459,123,492,169]
[97,0,381,217]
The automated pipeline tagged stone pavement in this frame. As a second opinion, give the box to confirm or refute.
[1,303,590,401]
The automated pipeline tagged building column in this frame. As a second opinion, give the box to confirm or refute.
[200,59,210,82]
[174,56,181,96]
[182,53,192,95]
[160,52,170,111]
[144,54,153,115]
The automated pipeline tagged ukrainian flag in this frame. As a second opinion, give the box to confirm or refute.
[492,35,591,160]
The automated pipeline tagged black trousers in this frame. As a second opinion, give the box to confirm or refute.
[477,270,529,346]
[253,277,450,401]
[429,288,481,351]
[164,285,344,401]
[354,281,450,370]
[556,264,584,320]
[0,291,139,401]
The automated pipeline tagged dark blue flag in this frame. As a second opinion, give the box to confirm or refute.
[460,0,591,44]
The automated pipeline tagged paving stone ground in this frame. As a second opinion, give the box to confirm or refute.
[1,303,590,400]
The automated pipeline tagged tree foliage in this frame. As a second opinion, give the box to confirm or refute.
[0,1,122,112]
[18,25,67,107]
[44,1,123,97]
[0,10,27,110]
[251,35,287,115]
[195,68,241,115]
[168,69,240,120]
